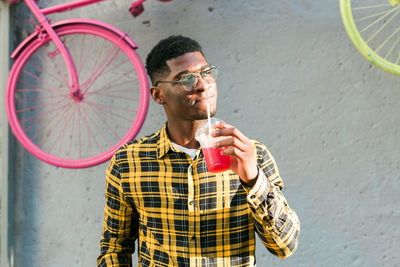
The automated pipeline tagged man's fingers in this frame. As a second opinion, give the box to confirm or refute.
[212,122,248,143]
[220,146,244,159]
[214,137,247,152]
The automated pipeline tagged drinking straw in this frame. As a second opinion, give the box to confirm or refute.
[207,102,212,138]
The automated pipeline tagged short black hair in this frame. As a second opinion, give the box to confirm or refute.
[145,35,203,85]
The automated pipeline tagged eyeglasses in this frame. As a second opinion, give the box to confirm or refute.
[155,66,219,91]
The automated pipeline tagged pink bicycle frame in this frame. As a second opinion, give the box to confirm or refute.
[40,0,107,15]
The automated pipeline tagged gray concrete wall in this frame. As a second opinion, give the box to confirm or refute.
[2,0,399,266]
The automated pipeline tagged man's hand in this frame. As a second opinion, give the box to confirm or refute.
[212,121,258,186]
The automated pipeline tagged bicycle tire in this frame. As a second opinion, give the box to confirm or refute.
[340,0,400,75]
[6,23,149,168]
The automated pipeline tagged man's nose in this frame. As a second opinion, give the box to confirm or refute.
[193,75,208,92]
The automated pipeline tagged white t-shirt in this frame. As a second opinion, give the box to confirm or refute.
[171,142,198,160]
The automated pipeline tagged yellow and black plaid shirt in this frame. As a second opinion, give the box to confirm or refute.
[97,124,300,266]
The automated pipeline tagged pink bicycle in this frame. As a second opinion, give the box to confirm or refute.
[4,0,169,168]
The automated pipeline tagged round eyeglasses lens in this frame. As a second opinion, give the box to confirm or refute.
[202,67,218,83]
[181,73,198,90]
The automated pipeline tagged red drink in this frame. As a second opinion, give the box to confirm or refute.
[202,147,231,173]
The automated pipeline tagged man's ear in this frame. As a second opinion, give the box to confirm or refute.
[150,86,165,105]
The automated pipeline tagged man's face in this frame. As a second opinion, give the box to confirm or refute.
[157,51,218,121]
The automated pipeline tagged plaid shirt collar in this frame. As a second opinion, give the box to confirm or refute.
[156,123,176,159]
[156,123,201,159]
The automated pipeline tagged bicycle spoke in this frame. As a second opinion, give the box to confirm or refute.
[22,69,67,95]
[85,80,139,96]
[85,102,122,141]
[353,4,391,11]
[84,100,132,130]
[56,50,70,87]
[54,102,79,157]
[90,38,106,77]
[88,92,139,101]
[376,27,400,53]
[44,101,75,155]
[81,44,121,94]
[16,87,65,94]
[77,105,82,159]
[85,87,139,101]
[80,105,112,149]
[80,103,95,157]
[355,9,392,22]
[30,99,73,144]
[76,33,85,76]
[16,92,69,103]
[23,100,71,134]
[86,64,136,88]
[66,102,79,159]
[80,37,107,91]
[38,45,70,87]
[18,77,67,95]
[89,107,129,133]
[83,65,137,95]
[360,5,400,33]
[17,97,69,113]
[366,9,400,44]
[89,87,139,94]
[81,42,121,91]
[78,34,95,77]
[20,98,69,124]
[395,50,400,64]
[26,57,69,92]
[85,101,138,117]
[385,34,400,59]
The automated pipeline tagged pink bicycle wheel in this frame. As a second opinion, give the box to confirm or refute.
[6,23,149,168]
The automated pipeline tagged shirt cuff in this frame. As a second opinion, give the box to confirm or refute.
[242,167,271,208]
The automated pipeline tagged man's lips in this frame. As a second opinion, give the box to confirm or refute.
[189,96,214,106]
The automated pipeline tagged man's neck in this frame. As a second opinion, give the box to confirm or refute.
[166,119,205,149]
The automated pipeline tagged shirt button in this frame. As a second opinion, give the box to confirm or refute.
[189,200,195,206]
[250,195,256,200]
[191,236,196,241]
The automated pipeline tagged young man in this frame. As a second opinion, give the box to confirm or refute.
[97,35,300,266]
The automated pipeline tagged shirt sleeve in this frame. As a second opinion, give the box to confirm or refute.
[242,141,300,258]
[97,153,139,266]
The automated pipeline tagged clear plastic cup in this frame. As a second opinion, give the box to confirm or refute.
[195,118,231,173]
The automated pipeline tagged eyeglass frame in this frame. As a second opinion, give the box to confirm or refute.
[154,66,219,91]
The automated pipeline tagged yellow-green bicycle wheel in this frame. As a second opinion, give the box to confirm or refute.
[340,0,400,75]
